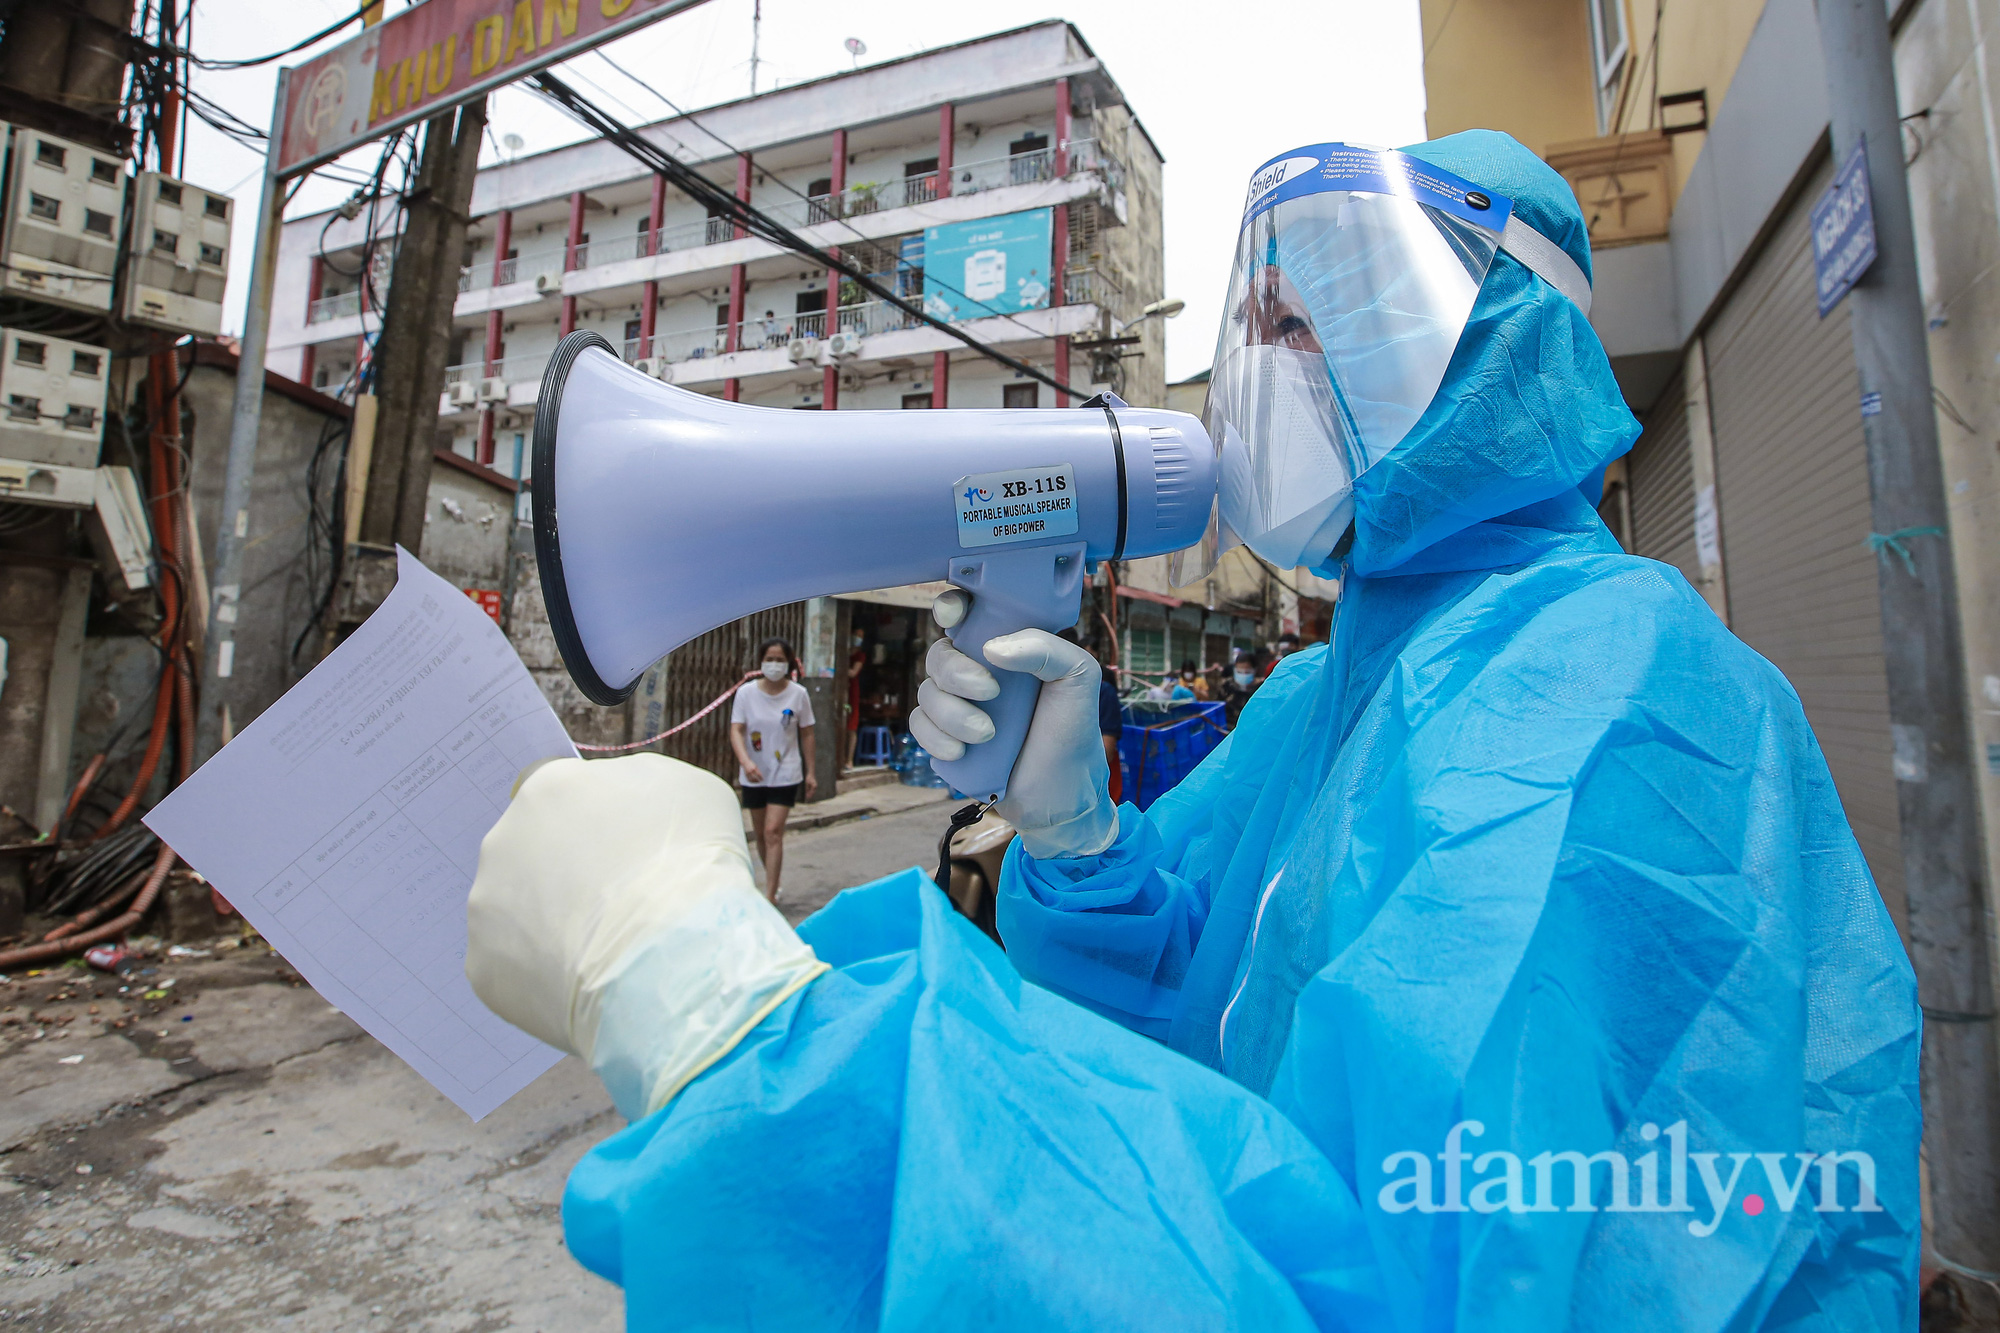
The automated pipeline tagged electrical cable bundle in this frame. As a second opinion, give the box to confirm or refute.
[42,822,161,918]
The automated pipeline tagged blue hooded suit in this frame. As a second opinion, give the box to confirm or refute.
[561,132,1920,1331]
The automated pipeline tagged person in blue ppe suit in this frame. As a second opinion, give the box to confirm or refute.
[465,131,1919,1331]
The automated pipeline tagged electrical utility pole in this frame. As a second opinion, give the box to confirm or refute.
[357,99,487,562]
[1814,0,2000,1285]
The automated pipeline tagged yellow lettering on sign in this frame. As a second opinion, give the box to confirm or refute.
[601,0,635,14]
[503,0,537,64]
[397,51,426,109]
[424,35,456,94]
[471,15,505,75]
[370,67,396,121]
[540,0,578,46]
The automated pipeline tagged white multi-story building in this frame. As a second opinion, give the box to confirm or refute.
[262,20,1167,485]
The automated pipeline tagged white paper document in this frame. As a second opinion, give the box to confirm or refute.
[146,549,572,1119]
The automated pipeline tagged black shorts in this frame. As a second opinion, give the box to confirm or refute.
[741,782,801,809]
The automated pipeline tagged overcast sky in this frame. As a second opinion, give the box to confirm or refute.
[181,0,1426,381]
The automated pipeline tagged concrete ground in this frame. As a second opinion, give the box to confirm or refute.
[0,784,952,1331]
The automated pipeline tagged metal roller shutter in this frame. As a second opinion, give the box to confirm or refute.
[1625,372,1698,583]
[655,603,808,784]
[1701,155,1905,924]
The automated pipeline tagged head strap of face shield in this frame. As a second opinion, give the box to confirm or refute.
[1498,215,1592,317]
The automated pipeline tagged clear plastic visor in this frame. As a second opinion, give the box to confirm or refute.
[1170,190,1503,584]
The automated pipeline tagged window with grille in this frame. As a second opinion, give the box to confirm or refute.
[1004,383,1037,409]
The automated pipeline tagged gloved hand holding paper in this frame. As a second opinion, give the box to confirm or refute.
[145,549,575,1120]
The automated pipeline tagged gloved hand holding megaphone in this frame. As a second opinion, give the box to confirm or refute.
[909,591,1117,860]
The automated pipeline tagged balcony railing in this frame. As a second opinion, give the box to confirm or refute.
[1063,265,1123,315]
[459,244,561,294]
[425,138,1128,315]
[308,290,362,324]
[436,280,1112,405]
[442,350,551,389]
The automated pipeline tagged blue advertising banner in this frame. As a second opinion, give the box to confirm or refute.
[1811,137,1877,318]
[922,208,1054,322]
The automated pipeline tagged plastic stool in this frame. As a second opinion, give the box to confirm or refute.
[855,725,894,767]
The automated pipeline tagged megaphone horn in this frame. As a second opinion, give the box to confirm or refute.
[532,330,1215,802]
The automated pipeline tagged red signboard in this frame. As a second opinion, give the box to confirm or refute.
[277,0,707,176]
[465,587,504,623]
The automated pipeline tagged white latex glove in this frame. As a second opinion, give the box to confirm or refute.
[466,754,827,1121]
[909,595,1117,861]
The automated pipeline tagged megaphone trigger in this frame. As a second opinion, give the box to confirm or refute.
[932,588,969,630]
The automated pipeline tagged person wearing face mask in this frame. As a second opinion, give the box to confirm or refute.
[465,132,1916,1329]
[1219,649,1261,728]
[729,637,815,901]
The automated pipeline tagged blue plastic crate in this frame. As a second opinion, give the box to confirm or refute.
[1117,701,1227,811]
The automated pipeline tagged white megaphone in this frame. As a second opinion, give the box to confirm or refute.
[532,331,1216,802]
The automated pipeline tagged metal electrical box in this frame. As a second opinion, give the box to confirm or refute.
[123,172,230,335]
[0,329,109,468]
[1,128,126,312]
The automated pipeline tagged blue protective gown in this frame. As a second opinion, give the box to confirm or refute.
[561,132,1919,1331]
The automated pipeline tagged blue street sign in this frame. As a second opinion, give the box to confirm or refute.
[1811,137,1877,318]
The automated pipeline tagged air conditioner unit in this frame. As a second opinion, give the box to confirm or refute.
[448,381,480,408]
[533,272,563,295]
[825,331,864,360]
[1,127,125,313]
[121,172,229,335]
[0,329,109,467]
[634,357,673,382]
[477,376,507,403]
[786,336,821,364]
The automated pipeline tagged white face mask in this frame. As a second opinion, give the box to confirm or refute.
[1234,670,1256,688]
[761,660,789,682]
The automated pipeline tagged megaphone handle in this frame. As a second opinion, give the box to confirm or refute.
[932,542,1089,803]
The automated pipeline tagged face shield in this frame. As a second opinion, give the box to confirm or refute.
[1171,145,1592,582]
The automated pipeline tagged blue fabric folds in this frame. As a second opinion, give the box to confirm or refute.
[565,871,1392,1331]
[562,128,1919,1330]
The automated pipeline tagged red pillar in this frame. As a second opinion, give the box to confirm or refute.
[640,174,665,357]
[300,255,323,389]
[477,209,511,464]
[1052,78,1072,401]
[823,129,847,410]
[1056,78,1072,396]
[561,190,585,337]
[724,153,751,402]
[933,103,954,409]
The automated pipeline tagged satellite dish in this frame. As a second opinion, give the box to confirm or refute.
[844,36,866,61]
[502,133,526,155]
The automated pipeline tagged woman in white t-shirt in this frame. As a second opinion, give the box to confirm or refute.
[729,638,817,902]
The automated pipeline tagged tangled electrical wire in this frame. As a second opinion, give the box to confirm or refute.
[42,823,162,918]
